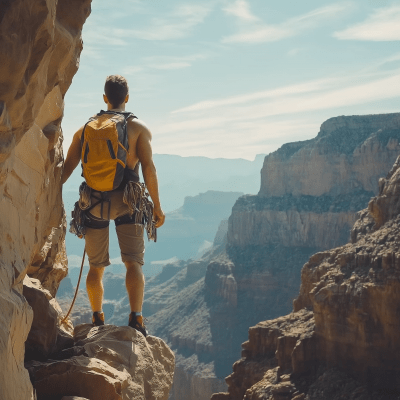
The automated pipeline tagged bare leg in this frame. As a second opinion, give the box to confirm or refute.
[125,261,145,312]
[86,265,105,312]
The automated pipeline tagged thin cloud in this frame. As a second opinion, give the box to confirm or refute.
[117,4,213,41]
[149,62,191,70]
[162,70,400,142]
[287,48,304,57]
[334,5,400,41]
[123,54,208,73]
[223,0,259,22]
[358,52,400,74]
[173,77,342,114]
[151,69,400,159]
[122,66,144,75]
[153,119,319,159]
[231,73,400,120]
[223,3,350,44]
[146,54,207,70]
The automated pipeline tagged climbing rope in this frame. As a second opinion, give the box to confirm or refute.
[61,248,86,324]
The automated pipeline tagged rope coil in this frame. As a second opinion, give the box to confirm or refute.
[123,181,157,241]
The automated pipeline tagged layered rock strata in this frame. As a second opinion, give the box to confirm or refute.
[0,1,90,398]
[212,156,400,398]
[209,113,400,384]
[259,113,400,197]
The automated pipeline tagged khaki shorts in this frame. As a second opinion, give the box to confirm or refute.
[84,190,145,268]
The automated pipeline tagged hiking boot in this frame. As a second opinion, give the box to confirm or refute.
[128,312,147,337]
[92,311,105,326]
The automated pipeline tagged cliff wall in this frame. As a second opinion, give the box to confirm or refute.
[220,114,400,373]
[259,113,400,197]
[1,3,176,400]
[141,113,400,400]
[0,1,90,398]
[212,146,400,398]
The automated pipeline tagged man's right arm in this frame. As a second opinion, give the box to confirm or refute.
[61,128,83,185]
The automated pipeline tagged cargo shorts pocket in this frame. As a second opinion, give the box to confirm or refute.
[116,223,145,266]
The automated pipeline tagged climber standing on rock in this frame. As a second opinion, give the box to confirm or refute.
[61,75,165,336]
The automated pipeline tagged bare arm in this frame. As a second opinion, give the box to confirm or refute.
[136,124,165,228]
[61,128,83,184]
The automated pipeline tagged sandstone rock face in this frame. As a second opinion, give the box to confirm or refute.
[213,156,400,399]
[27,324,175,400]
[224,114,400,348]
[0,1,90,399]
[229,207,358,249]
[293,157,400,389]
[259,113,400,197]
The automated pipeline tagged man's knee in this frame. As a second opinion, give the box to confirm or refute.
[87,266,105,283]
[125,261,144,281]
[125,260,142,270]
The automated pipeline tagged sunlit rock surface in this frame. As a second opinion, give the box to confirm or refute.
[27,324,175,400]
[259,113,400,197]
[0,0,90,398]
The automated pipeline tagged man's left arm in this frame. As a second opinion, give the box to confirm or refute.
[61,128,83,184]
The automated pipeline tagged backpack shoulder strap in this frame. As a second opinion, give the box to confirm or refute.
[80,114,98,149]
[121,111,137,121]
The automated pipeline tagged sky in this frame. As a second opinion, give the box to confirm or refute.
[62,0,400,160]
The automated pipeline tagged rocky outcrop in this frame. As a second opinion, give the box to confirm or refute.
[27,324,175,400]
[212,157,400,398]
[0,1,90,399]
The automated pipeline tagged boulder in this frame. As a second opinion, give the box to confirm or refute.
[27,324,175,400]
[23,275,74,361]
[23,276,59,360]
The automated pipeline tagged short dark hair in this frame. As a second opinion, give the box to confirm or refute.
[104,75,129,108]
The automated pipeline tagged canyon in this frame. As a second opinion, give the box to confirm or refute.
[212,148,400,400]
[2,1,400,399]
[142,112,400,399]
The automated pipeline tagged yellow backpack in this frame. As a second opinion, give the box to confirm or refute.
[80,110,136,191]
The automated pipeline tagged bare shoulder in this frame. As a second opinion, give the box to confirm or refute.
[72,126,84,144]
[128,118,152,139]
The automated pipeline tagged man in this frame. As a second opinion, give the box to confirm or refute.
[61,75,165,336]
